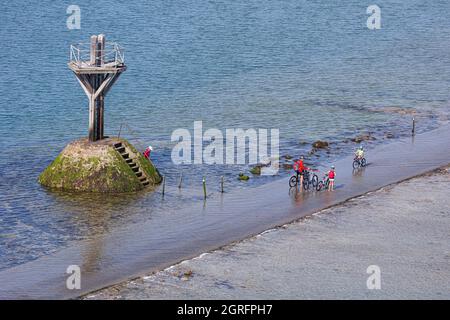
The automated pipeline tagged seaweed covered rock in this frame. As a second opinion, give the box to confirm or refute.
[249,162,270,175]
[38,138,161,192]
[351,133,376,143]
[238,173,250,181]
[312,140,329,149]
[249,166,261,175]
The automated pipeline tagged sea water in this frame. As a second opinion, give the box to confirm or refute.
[0,0,449,271]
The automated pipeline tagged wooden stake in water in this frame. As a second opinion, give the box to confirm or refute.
[203,177,207,200]
[412,117,416,136]
[220,176,224,193]
[161,175,165,196]
[178,174,183,189]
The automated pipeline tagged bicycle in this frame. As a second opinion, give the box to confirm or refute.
[289,171,301,188]
[352,156,366,169]
[316,173,330,191]
[302,168,319,190]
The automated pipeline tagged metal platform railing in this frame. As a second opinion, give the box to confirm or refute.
[69,42,125,67]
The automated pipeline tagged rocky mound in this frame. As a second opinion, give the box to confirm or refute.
[39,138,161,192]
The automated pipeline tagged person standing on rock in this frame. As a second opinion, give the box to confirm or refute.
[143,145,153,160]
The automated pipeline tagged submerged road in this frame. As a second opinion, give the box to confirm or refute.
[1,124,450,299]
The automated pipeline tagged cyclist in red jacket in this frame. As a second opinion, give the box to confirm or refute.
[293,156,306,189]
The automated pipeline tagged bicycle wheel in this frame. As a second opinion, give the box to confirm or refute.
[289,176,298,188]
[361,158,366,167]
[352,160,359,169]
[325,178,330,189]
[316,181,323,191]
[303,178,310,190]
[312,174,319,188]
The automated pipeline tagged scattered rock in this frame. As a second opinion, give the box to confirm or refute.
[238,173,250,181]
[283,154,293,160]
[375,106,417,116]
[250,166,261,175]
[250,162,272,175]
[282,163,293,170]
[351,133,376,143]
[384,132,395,139]
[312,140,329,149]
[181,270,193,281]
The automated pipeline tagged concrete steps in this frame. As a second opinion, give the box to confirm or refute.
[114,142,149,187]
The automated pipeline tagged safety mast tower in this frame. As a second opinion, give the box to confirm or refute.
[68,34,126,141]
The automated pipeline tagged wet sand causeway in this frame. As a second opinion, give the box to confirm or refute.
[1,125,450,299]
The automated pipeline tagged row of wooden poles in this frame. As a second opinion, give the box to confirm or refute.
[160,174,224,200]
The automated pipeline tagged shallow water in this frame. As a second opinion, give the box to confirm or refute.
[1,1,450,272]
[86,169,450,300]
[1,124,449,299]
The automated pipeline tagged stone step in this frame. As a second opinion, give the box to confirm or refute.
[113,144,149,187]
[116,146,126,153]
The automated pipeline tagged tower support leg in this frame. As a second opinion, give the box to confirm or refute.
[89,94,96,142]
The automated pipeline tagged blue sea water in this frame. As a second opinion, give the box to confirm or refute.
[0,1,449,270]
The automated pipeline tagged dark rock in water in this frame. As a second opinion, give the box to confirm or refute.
[351,133,376,143]
[312,140,329,149]
[283,154,293,160]
[375,106,417,115]
[238,173,250,181]
[385,132,395,139]
[298,140,309,145]
[250,166,261,175]
[282,163,293,170]
[250,162,272,175]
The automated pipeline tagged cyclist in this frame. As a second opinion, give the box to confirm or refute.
[355,146,364,160]
[328,165,335,191]
[293,156,306,189]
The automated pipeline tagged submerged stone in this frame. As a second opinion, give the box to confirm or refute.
[238,173,250,181]
[312,140,329,149]
[249,166,261,175]
[385,132,395,139]
[38,138,161,193]
[351,133,376,143]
